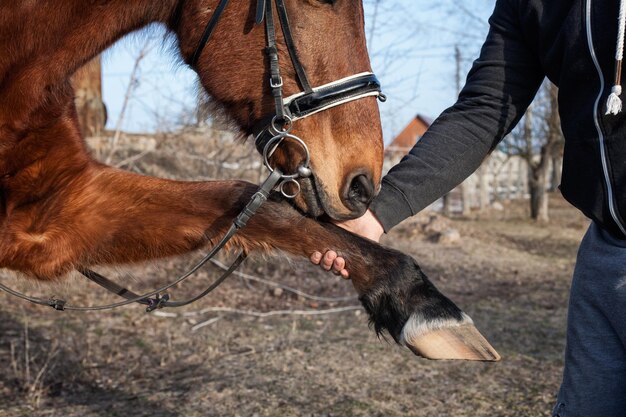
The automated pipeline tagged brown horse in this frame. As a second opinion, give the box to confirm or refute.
[0,0,499,361]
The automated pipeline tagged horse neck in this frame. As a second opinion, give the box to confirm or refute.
[0,0,182,135]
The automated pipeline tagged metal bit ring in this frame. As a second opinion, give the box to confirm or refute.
[263,133,311,180]
[270,115,293,134]
[279,179,301,199]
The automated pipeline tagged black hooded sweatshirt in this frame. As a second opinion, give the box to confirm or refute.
[370,0,626,240]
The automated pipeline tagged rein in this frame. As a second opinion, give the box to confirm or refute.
[0,0,384,312]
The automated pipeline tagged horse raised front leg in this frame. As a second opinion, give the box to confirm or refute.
[0,144,498,361]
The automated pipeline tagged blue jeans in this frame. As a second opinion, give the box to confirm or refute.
[553,223,626,417]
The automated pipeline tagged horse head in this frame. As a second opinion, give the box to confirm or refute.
[176,0,384,220]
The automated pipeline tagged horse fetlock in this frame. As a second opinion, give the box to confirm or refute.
[359,255,500,362]
[358,255,463,342]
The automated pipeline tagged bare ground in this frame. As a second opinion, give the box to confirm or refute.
[0,194,588,417]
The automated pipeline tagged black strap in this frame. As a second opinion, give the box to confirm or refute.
[275,0,312,93]
[73,222,241,311]
[0,281,68,311]
[256,0,266,24]
[0,170,284,312]
[264,0,287,122]
[69,168,282,312]
[190,0,231,68]
[81,253,246,312]
[288,73,383,119]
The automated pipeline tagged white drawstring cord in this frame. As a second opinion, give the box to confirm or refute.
[606,0,626,115]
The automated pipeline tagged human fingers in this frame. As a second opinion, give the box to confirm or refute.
[321,251,337,270]
[332,256,345,273]
[310,251,323,264]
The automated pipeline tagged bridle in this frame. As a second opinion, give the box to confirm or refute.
[0,0,385,312]
[191,0,385,157]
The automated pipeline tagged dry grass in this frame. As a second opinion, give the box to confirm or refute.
[0,132,588,416]
[0,192,587,417]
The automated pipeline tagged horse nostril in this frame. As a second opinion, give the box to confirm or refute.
[347,173,375,206]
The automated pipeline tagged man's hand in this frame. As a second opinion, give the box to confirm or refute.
[310,209,384,279]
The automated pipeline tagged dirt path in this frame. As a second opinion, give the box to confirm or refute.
[0,195,588,417]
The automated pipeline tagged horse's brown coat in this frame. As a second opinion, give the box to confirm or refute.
[0,3,503,361]
[0,1,383,285]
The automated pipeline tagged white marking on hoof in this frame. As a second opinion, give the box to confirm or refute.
[400,312,473,346]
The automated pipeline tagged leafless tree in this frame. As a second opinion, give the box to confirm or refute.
[501,83,563,221]
[72,56,107,138]
[106,40,153,165]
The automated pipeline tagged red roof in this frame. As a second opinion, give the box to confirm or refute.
[387,114,433,151]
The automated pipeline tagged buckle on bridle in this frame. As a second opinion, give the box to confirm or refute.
[145,293,170,313]
[270,76,284,89]
[49,298,67,311]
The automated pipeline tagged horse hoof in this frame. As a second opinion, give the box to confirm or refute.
[402,315,500,362]
[356,250,500,362]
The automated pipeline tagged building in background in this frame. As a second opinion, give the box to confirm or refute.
[384,114,433,173]
[385,113,531,214]
[387,114,432,152]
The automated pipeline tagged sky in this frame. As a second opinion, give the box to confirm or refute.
[101,0,495,143]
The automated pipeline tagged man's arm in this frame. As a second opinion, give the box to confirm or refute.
[371,0,544,231]
[312,0,545,276]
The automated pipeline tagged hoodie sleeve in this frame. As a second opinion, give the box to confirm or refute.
[370,0,544,232]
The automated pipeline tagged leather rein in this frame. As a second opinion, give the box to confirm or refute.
[0,0,385,312]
